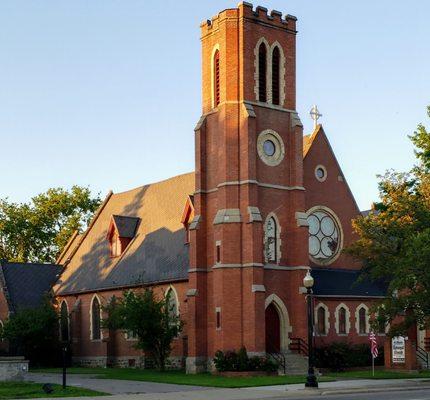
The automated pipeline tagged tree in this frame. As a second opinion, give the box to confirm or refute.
[0,186,101,263]
[103,289,182,371]
[1,298,60,366]
[347,106,430,336]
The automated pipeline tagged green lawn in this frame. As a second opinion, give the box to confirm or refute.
[326,369,430,380]
[32,367,333,388]
[0,382,106,399]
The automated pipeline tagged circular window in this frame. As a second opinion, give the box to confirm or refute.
[263,140,275,156]
[315,165,327,182]
[307,207,343,265]
[257,130,285,166]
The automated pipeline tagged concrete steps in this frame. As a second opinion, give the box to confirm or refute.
[269,352,308,375]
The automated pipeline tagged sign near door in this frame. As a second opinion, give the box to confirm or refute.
[392,336,406,363]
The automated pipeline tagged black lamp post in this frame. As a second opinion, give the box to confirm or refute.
[62,342,68,389]
[303,270,318,388]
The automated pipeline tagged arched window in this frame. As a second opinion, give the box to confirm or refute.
[213,49,220,107]
[317,307,326,335]
[91,296,101,340]
[166,287,179,318]
[338,307,346,335]
[60,301,69,342]
[258,43,267,102]
[265,216,278,263]
[359,307,367,334]
[271,46,280,105]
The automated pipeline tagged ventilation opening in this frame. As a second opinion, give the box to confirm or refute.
[214,50,220,107]
[272,47,280,105]
[258,44,267,102]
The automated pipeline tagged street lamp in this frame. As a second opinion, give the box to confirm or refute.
[303,270,318,388]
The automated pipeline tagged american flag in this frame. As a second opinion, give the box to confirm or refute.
[369,331,378,359]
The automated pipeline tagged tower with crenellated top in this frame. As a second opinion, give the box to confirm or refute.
[186,2,310,373]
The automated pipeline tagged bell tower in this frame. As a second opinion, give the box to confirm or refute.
[186,2,310,373]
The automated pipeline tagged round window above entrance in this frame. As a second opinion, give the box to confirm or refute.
[257,130,285,166]
[307,206,343,265]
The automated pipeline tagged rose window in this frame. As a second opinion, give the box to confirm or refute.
[307,209,341,264]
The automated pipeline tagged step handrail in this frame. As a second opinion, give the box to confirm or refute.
[416,345,429,369]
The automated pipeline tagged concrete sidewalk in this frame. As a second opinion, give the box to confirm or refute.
[25,374,430,400]
[250,377,430,394]
[25,373,206,395]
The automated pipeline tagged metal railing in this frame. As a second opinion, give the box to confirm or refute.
[289,337,308,356]
[266,345,287,374]
[416,345,429,369]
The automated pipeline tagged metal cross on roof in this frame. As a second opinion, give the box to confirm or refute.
[310,105,322,129]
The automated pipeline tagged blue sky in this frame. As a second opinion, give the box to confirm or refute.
[0,1,429,210]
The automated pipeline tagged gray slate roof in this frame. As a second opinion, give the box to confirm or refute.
[54,173,194,295]
[312,268,386,298]
[0,261,62,312]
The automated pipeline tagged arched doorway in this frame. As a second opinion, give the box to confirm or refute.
[265,294,292,353]
[265,303,280,353]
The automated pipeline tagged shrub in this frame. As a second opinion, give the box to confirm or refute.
[213,347,278,372]
[315,341,384,372]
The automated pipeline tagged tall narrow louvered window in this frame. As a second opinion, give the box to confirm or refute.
[214,50,220,107]
[258,43,267,102]
[272,46,280,105]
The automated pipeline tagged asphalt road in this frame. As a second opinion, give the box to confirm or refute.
[276,388,430,400]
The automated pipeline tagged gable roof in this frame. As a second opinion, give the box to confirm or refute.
[54,172,195,295]
[312,268,386,298]
[57,231,82,265]
[0,261,62,312]
[110,215,140,238]
[303,124,361,214]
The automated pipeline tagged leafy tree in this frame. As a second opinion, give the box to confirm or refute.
[1,298,60,366]
[103,289,182,371]
[0,186,101,263]
[347,106,430,336]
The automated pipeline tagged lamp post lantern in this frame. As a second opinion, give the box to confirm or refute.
[303,270,318,388]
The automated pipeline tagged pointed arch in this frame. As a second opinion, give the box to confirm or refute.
[315,302,330,336]
[211,44,220,108]
[355,303,370,335]
[264,213,281,264]
[265,294,292,352]
[335,303,351,335]
[60,300,70,342]
[90,294,102,340]
[166,285,180,317]
[269,42,285,106]
[254,37,269,102]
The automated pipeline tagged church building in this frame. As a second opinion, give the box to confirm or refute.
[54,2,386,373]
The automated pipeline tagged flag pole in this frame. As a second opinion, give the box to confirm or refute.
[372,352,375,377]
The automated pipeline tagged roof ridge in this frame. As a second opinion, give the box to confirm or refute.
[113,171,195,196]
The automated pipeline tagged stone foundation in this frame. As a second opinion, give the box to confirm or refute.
[73,355,184,370]
[0,357,29,381]
[186,356,207,374]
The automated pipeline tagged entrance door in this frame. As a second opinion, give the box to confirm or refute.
[265,303,280,353]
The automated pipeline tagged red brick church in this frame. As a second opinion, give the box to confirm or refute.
[53,3,387,373]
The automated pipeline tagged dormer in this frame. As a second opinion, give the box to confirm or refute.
[107,215,140,258]
[181,195,195,244]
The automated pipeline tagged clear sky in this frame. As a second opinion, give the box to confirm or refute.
[1,1,429,210]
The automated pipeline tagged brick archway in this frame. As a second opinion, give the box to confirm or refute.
[265,294,292,353]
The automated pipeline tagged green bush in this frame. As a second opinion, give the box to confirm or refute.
[315,341,384,372]
[213,347,278,372]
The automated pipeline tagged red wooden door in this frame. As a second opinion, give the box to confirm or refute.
[265,303,280,353]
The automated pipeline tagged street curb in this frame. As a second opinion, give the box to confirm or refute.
[319,384,430,396]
